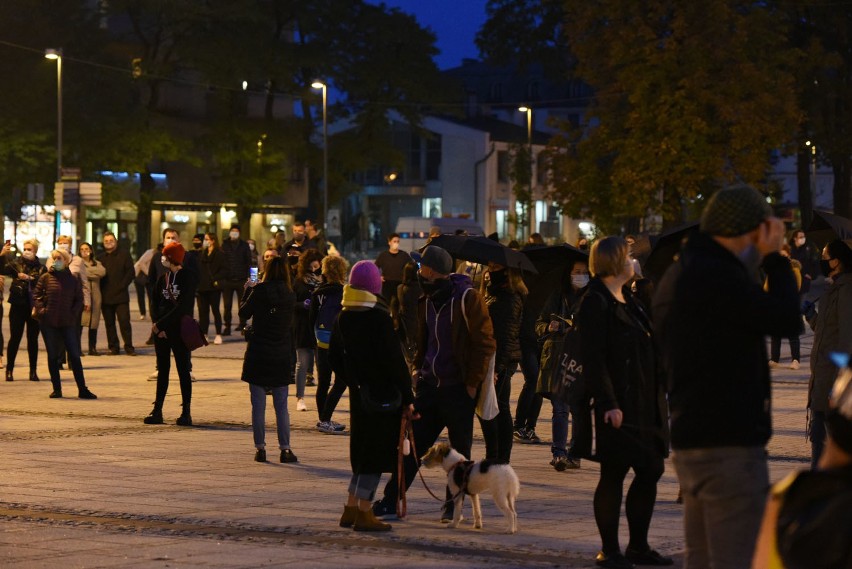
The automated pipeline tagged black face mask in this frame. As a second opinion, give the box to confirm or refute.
[312,268,322,277]
[193,242,202,250]
[488,269,508,288]
[418,273,450,297]
[821,259,834,278]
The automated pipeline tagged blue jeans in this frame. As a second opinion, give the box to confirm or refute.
[673,446,768,569]
[294,348,314,399]
[348,473,382,501]
[249,383,290,450]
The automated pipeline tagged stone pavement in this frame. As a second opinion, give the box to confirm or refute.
[0,306,813,568]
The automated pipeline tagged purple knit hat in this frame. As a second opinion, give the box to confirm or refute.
[349,260,382,295]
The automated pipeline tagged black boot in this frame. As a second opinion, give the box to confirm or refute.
[144,403,164,424]
[29,369,40,382]
[88,329,100,356]
[5,370,12,382]
[176,403,192,426]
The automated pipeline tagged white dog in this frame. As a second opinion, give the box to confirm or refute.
[420,442,520,534]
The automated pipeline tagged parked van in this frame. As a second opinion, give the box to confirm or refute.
[395,216,485,252]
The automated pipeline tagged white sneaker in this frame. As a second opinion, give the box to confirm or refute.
[768,360,779,368]
[790,360,800,370]
[138,315,146,321]
[213,335,223,345]
[296,398,307,412]
[147,370,158,381]
[190,373,197,382]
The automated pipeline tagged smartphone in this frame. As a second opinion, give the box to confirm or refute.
[249,267,258,283]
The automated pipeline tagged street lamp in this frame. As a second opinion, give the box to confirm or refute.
[45,49,62,182]
[311,81,328,235]
[518,106,533,240]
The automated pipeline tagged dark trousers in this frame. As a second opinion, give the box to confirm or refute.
[770,335,801,362]
[380,382,476,506]
[197,290,223,336]
[221,281,246,329]
[41,323,87,392]
[316,347,347,422]
[514,343,542,431]
[478,366,514,463]
[594,454,664,556]
[102,302,133,352]
[134,280,147,316]
[154,333,192,409]
[810,410,827,469]
[7,303,40,372]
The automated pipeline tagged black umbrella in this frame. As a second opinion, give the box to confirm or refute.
[806,210,852,248]
[643,222,699,284]
[521,244,589,317]
[427,234,538,273]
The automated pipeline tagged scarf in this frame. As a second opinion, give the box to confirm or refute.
[341,284,378,309]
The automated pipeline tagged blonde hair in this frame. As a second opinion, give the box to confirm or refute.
[589,236,629,278]
[322,255,349,285]
[51,249,72,265]
[22,238,39,250]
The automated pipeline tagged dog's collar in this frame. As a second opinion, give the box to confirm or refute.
[449,459,476,496]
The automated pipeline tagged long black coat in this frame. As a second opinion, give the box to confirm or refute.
[329,300,414,474]
[198,248,228,293]
[576,277,669,462]
[239,281,295,387]
[98,247,135,305]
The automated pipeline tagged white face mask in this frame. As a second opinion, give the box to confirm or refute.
[248,243,255,251]
[203,240,210,249]
[230,231,239,240]
[571,274,590,289]
[22,250,34,260]
[57,243,70,252]
[795,237,806,246]
[161,256,171,269]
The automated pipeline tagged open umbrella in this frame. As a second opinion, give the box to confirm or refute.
[427,234,538,273]
[521,244,589,317]
[806,210,852,248]
[643,222,699,284]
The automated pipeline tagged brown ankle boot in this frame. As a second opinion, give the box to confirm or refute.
[339,505,358,528]
[353,507,392,532]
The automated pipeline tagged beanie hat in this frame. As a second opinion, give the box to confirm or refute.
[349,260,382,295]
[700,185,772,237]
[162,242,186,265]
[420,245,453,275]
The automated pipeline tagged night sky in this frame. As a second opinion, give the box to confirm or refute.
[377,0,489,69]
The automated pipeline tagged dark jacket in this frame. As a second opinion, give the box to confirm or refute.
[577,277,669,462]
[293,275,320,350]
[809,272,852,413]
[221,238,252,282]
[151,268,198,334]
[328,299,414,474]
[239,281,295,387]
[98,247,135,305]
[397,280,422,346]
[33,269,82,328]
[653,232,801,450]
[198,248,229,293]
[2,256,46,307]
[484,282,523,372]
[146,244,166,294]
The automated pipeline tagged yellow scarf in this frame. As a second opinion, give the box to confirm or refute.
[341,284,378,309]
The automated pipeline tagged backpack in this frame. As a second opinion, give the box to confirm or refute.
[313,285,343,349]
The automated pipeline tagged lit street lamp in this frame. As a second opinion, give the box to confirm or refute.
[518,106,533,240]
[311,81,328,236]
[46,48,63,247]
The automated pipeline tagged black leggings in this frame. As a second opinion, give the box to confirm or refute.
[7,303,40,372]
[197,290,223,335]
[594,454,664,555]
[478,365,514,463]
[315,348,347,422]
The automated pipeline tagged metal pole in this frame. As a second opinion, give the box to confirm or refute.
[527,108,532,240]
[322,84,328,236]
[57,54,62,181]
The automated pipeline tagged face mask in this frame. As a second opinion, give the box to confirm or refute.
[22,251,34,260]
[53,260,65,271]
[193,242,202,250]
[821,259,834,278]
[571,274,590,289]
[488,270,508,288]
[203,240,210,249]
[164,237,176,247]
[312,268,322,276]
[248,243,255,251]
[161,256,171,269]
[418,273,450,297]
[230,232,239,240]
[795,237,806,247]
[57,243,70,252]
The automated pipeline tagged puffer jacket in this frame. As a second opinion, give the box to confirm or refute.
[33,269,82,328]
[484,282,523,372]
[2,256,46,307]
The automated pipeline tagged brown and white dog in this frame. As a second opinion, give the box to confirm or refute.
[420,442,520,534]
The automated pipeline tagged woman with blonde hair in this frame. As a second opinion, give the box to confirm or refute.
[1,238,46,382]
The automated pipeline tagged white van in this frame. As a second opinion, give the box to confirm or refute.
[395,217,485,253]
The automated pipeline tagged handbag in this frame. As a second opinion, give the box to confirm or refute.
[180,314,208,351]
[81,309,91,328]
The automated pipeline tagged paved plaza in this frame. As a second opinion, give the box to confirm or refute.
[0,304,813,568]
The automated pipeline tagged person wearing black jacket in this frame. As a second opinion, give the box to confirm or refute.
[98,231,136,355]
[1,239,45,382]
[653,185,801,569]
[197,233,228,345]
[239,257,298,463]
[478,263,525,464]
[579,237,671,569]
[143,243,198,426]
[220,224,252,335]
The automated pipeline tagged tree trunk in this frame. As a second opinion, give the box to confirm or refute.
[138,172,154,252]
[797,147,813,229]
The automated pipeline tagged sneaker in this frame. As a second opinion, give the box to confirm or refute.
[138,314,146,321]
[147,370,159,381]
[565,457,581,469]
[522,429,542,444]
[280,449,298,463]
[551,456,569,472]
[213,335,223,345]
[317,421,335,434]
[790,359,800,370]
[330,421,346,432]
[125,347,137,356]
[372,500,396,518]
[768,360,779,368]
[296,398,307,412]
[513,427,526,440]
[254,449,267,462]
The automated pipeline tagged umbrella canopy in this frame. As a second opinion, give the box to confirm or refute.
[643,222,700,284]
[427,235,538,274]
[806,210,852,248]
[521,244,589,317]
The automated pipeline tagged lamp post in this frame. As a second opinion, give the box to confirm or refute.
[518,106,533,240]
[311,81,328,235]
[45,48,63,247]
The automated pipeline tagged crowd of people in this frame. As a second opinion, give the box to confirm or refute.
[1,191,850,568]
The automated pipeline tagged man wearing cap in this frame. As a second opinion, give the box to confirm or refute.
[220,224,252,335]
[653,185,802,568]
[372,245,496,521]
[144,242,198,426]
